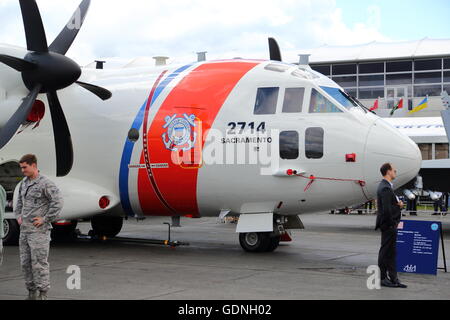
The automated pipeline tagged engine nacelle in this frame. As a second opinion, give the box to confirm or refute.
[13,177,120,220]
[403,189,416,200]
[428,191,442,201]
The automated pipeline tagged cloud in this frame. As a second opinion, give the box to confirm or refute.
[0,0,391,65]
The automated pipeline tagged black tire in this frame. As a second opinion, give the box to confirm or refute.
[239,232,271,253]
[265,235,281,252]
[3,219,20,246]
[51,221,78,241]
[91,215,123,238]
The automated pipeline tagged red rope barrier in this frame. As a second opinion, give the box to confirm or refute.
[295,174,370,201]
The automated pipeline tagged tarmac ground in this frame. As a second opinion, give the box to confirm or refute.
[0,212,449,300]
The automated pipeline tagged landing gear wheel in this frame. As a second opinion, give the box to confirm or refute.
[91,215,123,238]
[239,232,272,253]
[265,235,280,252]
[51,221,78,241]
[3,219,20,246]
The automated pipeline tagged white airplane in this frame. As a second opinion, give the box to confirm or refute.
[383,103,450,193]
[0,0,421,252]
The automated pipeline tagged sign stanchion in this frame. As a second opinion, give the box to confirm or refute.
[438,225,447,272]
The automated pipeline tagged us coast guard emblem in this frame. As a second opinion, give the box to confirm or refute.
[162,113,197,152]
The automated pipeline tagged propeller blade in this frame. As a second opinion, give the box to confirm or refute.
[49,0,91,55]
[19,0,48,52]
[76,81,112,101]
[268,37,282,62]
[47,91,74,177]
[0,54,37,72]
[0,84,42,149]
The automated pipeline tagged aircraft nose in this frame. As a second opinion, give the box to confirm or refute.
[363,119,422,197]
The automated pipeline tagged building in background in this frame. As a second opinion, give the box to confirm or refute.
[305,38,450,118]
[385,117,448,160]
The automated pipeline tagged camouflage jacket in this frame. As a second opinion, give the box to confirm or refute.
[14,175,63,233]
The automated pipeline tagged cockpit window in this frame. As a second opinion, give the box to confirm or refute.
[254,87,279,115]
[282,88,304,113]
[309,89,343,113]
[320,86,367,113]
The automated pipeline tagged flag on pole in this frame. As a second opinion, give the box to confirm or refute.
[408,97,429,114]
[370,99,379,112]
[390,98,403,116]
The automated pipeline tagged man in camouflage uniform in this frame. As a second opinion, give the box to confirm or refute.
[15,154,63,300]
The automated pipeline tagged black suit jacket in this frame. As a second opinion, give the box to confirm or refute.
[375,179,401,231]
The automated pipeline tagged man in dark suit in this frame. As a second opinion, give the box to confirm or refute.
[376,163,407,288]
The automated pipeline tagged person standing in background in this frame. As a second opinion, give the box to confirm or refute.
[375,163,407,288]
[15,154,63,300]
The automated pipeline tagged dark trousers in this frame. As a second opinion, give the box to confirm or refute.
[406,198,417,215]
[378,227,398,282]
[434,200,442,213]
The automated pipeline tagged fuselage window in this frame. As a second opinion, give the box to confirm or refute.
[282,88,305,113]
[254,87,279,115]
[280,131,299,160]
[305,127,324,159]
[309,89,343,113]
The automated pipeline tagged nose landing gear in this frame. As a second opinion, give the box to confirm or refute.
[239,232,281,252]
[239,223,287,253]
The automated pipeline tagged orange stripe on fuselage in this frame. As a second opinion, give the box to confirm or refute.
[137,61,259,217]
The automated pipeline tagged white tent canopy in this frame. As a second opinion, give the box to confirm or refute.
[289,38,450,64]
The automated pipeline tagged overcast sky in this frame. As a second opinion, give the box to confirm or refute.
[0,0,448,65]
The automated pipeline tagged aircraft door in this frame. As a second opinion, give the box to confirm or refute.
[275,87,306,174]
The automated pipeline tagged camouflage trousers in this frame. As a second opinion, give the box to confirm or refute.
[0,240,3,266]
[19,231,51,292]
